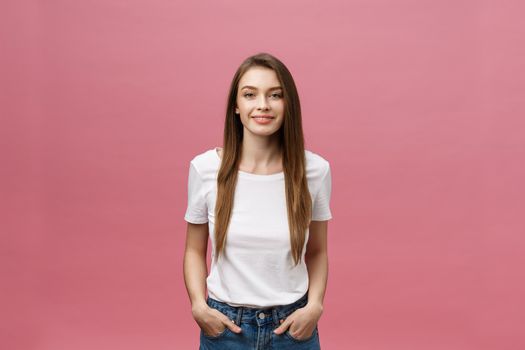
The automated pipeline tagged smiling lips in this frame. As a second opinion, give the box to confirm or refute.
[252,115,275,124]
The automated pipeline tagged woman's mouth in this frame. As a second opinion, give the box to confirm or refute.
[251,116,275,124]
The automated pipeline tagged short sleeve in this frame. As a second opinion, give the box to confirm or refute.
[184,162,209,224]
[311,162,333,221]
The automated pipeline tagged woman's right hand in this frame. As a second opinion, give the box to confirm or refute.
[192,303,242,337]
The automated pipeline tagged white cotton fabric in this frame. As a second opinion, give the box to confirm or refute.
[184,147,333,308]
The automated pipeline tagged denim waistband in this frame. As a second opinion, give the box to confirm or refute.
[206,293,309,327]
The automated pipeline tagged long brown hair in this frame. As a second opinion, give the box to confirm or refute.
[214,52,311,267]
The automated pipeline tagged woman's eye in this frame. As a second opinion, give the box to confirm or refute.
[243,92,282,98]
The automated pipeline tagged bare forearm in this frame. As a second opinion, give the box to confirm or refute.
[183,250,208,310]
[305,251,328,308]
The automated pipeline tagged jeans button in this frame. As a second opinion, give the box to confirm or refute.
[258,312,266,319]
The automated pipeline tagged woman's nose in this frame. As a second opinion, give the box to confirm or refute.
[257,96,270,109]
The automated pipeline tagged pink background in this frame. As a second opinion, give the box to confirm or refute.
[1,1,524,349]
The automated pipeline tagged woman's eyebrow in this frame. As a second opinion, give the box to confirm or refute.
[240,85,282,91]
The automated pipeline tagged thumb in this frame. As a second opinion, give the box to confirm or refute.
[273,318,291,334]
[224,318,242,333]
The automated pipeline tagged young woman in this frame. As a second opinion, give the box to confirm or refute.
[183,52,333,350]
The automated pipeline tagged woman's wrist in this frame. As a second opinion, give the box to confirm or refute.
[191,301,209,317]
[305,301,324,318]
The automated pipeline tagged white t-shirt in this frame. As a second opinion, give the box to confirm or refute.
[184,147,333,308]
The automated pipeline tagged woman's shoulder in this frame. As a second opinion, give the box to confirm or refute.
[188,146,220,174]
[305,149,331,185]
[305,149,330,169]
[304,150,331,198]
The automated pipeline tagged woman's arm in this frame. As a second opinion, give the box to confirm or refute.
[305,220,329,311]
[183,222,243,335]
[183,222,210,311]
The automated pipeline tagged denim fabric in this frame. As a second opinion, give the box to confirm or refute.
[199,292,321,349]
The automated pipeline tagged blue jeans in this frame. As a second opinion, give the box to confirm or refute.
[199,292,321,349]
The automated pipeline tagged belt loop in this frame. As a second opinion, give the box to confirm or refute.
[272,308,279,326]
[235,306,243,325]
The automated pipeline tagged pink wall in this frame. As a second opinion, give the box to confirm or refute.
[1,1,524,349]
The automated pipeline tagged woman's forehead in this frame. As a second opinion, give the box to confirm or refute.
[239,67,280,89]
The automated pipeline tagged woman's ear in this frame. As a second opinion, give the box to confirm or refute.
[235,107,239,114]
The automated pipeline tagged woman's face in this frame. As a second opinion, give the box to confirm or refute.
[235,66,285,137]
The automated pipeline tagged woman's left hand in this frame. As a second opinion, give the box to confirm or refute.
[273,302,323,340]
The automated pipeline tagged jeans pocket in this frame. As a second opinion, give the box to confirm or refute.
[201,325,231,340]
[284,325,318,343]
[201,301,233,340]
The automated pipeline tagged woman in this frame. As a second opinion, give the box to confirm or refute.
[183,52,333,349]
